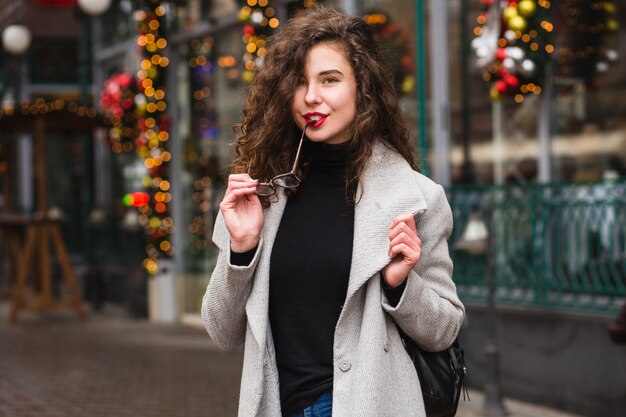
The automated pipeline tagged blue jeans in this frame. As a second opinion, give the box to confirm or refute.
[288,391,333,417]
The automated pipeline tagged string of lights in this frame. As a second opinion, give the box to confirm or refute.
[0,98,99,120]
[134,0,173,274]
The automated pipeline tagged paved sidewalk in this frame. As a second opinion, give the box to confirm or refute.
[0,303,584,417]
[455,390,584,417]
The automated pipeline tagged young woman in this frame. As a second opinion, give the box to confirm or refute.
[201,6,464,417]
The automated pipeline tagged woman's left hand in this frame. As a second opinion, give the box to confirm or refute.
[382,213,422,288]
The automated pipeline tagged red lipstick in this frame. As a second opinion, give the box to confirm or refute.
[304,112,328,128]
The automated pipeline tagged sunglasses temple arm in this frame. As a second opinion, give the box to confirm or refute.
[290,126,308,174]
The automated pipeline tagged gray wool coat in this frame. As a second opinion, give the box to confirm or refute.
[201,141,465,417]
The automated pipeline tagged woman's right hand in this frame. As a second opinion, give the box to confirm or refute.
[219,174,264,253]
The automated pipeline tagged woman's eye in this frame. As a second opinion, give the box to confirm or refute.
[323,77,339,84]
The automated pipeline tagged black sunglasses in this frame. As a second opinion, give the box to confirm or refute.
[255,125,310,197]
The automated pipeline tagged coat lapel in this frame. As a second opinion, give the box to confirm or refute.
[345,141,428,303]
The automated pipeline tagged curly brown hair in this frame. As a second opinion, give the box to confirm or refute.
[231,6,419,204]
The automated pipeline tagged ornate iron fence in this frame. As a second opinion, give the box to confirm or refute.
[447,180,626,315]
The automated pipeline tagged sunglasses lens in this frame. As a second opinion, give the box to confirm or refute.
[273,174,300,188]
[256,184,276,196]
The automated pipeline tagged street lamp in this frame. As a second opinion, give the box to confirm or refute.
[2,24,31,55]
[2,23,33,212]
[77,0,113,16]
[1,24,31,103]
[456,208,508,416]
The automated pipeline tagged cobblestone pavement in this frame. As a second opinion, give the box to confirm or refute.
[0,305,241,417]
[0,304,583,417]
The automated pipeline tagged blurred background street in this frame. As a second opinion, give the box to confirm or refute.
[0,1,625,416]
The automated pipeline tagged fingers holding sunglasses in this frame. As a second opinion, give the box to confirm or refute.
[226,173,258,188]
[222,174,258,203]
[220,174,264,253]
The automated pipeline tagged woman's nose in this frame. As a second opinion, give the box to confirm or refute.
[304,84,322,105]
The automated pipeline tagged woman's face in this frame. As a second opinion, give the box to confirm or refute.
[291,42,357,145]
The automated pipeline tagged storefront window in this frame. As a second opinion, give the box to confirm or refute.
[29,39,79,85]
[98,0,139,49]
[450,0,625,184]
[176,25,245,315]
[174,0,238,30]
[360,0,418,129]
[550,0,624,181]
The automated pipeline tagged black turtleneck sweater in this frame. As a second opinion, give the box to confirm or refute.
[269,141,354,415]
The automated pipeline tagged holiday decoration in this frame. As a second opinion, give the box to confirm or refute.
[100,72,142,152]
[133,0,173,274]
[122,191,151,207]
[238,0,279,83]
[472,0,555,103]
[363,10,415,95]
[554,0,619,88]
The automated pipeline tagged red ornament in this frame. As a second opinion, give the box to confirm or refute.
[131,192,150,207]
[243,25,255,36]
[495,80,508,94]
[504,74,519,87]
[380,23,402,37]
[400,55,414,72]
[495,48,507,61]
[117,73,133,88]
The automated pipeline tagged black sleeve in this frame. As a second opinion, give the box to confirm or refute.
[383,278,407,308]
[230,247,257,267]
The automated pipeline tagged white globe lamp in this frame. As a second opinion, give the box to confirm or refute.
[2,25,32,54]
[78,0,113,16]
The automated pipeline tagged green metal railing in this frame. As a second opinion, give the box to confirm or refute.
[448,181,626,315]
